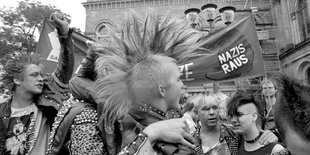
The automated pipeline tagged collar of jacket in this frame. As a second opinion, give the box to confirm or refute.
[0,96,13,118]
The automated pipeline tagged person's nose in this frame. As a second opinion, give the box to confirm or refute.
[38,75,43,82]
[209,108,215,115]
[230,115,238,122]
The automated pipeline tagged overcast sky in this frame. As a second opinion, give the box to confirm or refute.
[1,0,87,31]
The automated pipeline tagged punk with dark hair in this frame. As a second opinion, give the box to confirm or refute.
[1,53,41,92]
[0,12,75,155]
[274,74,310,155]
[226,90,286,154]
[227,90,262,121]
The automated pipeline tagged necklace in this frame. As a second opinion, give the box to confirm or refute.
[245,132,263,143]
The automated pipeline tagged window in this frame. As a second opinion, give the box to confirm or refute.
[297,0,310,41]
[95,22,114,42]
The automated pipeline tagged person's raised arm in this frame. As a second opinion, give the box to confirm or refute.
[50,12,74,85]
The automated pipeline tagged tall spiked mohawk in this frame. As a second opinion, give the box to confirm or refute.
[91,11,207,131]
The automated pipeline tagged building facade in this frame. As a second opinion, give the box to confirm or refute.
[82,0,279,95]
[274,0,310,85]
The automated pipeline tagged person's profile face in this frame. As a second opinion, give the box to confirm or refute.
[284,126,310,155]
[229,103,256,134]
[164,63,184,110]
[18,64,44,95]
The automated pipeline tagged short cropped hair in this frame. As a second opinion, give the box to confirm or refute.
[274,74,310,141]
[227,90,262,119]
[129,54,176,96]
[1,53,41,92]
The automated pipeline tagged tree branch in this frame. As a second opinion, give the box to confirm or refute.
[11,25,27,35]
[30,23,38,37]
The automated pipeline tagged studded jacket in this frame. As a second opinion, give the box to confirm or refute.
[193,123,240,155]
[0,29,74,154]
[43,76,106,155]
[46,99,105,155]
[69,77,197,155]
[104,103,197,155]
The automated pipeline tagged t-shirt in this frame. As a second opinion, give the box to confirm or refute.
[4,104,37,155]
[202,141,231,155]
[238,138,278,155]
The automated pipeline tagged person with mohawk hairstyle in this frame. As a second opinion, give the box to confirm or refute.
[67,43,198,155]
[92,11,207,155]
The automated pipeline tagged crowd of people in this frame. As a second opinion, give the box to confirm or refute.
[0,11,309,155]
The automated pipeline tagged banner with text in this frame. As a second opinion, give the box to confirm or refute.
[179,15,265,86]
[36,15,264,85]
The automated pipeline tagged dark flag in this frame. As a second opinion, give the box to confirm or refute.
[179,15,266,86]
[36,15,264,86]
[35,20,93,74]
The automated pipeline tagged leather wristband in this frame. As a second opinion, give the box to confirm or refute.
[123,132,148,155]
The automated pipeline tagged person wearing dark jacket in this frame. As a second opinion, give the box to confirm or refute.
[0,12,74,155]
[92,11,207,155]
[64,10,206,154]
[63,39,198,154]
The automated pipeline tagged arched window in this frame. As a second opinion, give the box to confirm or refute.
[297,0,310,41]
[95,22,114,42]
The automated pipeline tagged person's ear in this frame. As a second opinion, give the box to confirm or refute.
[158,84,166,98]
[193,108,198,114]
[252,112,258,122]
[13,78,21,86]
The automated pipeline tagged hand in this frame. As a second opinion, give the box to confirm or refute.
[143,118,196,149]
[259,130,278,145]
[174,144,196,155]
[50,12,70,35]
[265,95,276,106]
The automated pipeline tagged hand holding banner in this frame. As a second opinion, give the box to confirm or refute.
[36,20,93,74]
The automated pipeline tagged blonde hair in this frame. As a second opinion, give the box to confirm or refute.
[197,94,220,109]
[94,11,208,128]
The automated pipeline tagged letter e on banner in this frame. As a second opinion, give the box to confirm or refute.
[46,29,61,62]
[184,63,194,81]
[179,62,194,82]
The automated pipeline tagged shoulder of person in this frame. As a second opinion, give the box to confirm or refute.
[73,106,97,125]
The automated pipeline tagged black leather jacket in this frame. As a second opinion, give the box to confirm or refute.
[0,29,74,154]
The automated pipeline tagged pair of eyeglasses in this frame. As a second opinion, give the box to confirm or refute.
[229,112,252,119]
